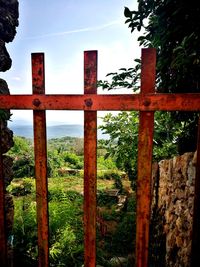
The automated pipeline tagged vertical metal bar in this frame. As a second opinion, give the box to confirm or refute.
[32,53,49,267]
[84,50,97,267]
[191,116,200,266]
[136,48,156,267]
[0,123,7,267]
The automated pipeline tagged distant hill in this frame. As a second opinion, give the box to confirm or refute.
[8,123,109,140]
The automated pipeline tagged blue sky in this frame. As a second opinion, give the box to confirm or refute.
[1,0,141,125]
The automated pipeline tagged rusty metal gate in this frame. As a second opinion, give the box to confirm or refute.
[0,48,200,267]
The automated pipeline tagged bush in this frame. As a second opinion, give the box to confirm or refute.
[13,197,38,266]
[47,150,64,177]
[13,186,84,267]
[62,152,83,169]
[97,156,117,170]
[106,212,136,255]
[97,190,117,207]
[97,170,123,191]
[13,155,34,178]
[48,187,83,204]
[49,191,84,266]
[7,178,34,196]
[9,136,32,156]
[126,194,136,212]
[97,170,121,180]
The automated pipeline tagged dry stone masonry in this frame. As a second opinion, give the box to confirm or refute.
[152,152,196,267]
[0,0,19,265]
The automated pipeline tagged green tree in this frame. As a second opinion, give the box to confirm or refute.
[12,155,35,178]
[123,1,200,93]
[124,0,200,152]
[8,137,35,178]
[99,1,199,154]
[99,111,181,185]
[62,151,83,169]
[99,112,138,183]
[9,136,32,156]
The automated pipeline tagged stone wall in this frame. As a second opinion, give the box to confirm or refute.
[0,0,19,265]
[0,0,19,71]
[151,152,196,267]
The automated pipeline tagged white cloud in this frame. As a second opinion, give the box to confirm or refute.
[22,20,121,40]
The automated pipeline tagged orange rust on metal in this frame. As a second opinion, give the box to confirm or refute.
[32,53,49,267]
[191,116,200,266]
[84,51,97,267]
[136,48,156,267]
[32,53,45,94]
[0,124,7,267]
[1,93,200,111]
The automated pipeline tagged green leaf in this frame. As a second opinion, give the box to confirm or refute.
[124,7,132,18]
[125,18,132,24]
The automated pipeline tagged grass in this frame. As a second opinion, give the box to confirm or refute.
[50,175,115,192]
[9,174,135,266]
[8,174,116,195]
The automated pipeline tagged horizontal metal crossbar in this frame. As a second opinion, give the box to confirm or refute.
[0,93,200,111]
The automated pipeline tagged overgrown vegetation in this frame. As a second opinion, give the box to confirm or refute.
[99,111,184,187]
[126,0,200,152]
[8,136,117,179]
[8,173,135,266]
[8,178,84,266]
[97,2,200,265]
[7,135,136,266]
[98,0,200,189]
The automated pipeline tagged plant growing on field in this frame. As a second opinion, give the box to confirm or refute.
[99,0,200,156]
[99,111,182,185]
[7,178,33,196]
[12,180,84,267]
[98,0,200,185]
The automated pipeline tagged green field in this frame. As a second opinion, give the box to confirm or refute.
[8,175,136,267]
[6,136,136,266]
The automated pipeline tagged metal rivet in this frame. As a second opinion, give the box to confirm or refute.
[143,99,151,107]
[33,98,41,107]
[85,98,93,107]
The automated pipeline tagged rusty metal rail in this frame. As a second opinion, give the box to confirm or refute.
[84,50,97,266]
[136,48,155,267]
[0,93,200,111]
[32,53,49,267]
[0,48,200,267]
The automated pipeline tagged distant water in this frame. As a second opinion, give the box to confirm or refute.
[9,124,109,140]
